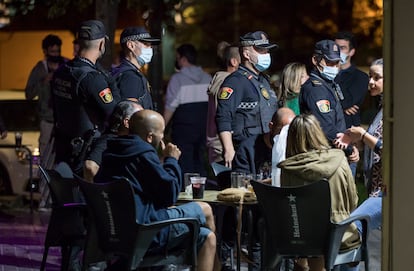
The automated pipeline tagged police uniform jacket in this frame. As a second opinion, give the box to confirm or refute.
[111,59,154,109]
[216,65,278,141]
[299,70,346,142]
[52,57,119,139]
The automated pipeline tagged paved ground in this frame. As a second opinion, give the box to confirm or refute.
[0,206,248,271]
[0,205,380,271]
[0,208,61,271]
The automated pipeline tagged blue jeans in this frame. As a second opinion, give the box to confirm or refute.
[349,162,357,178]
[166,202,211,250]
[340,197,382,271]
[352,197,382,233]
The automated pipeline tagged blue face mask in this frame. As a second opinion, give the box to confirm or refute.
[320,65,339,81]
[137,47,153,66]
[340,52,348,65]
[254,53,271,72]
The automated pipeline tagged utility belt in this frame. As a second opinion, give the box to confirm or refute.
[232,126,262,141]
[69,127,98,171]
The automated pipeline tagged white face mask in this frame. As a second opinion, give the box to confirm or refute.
[137,47,153,66]
[320,65,339,81]
[254,53,271,72]
[340,52,348,65]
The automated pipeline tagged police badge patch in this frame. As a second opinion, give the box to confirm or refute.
[218,87,234,100]
[99,88,113,103]
[261,88,270,99]
[316,100,330,113]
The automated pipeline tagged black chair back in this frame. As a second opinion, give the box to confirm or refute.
[251,180,332,268]
[38,164,86,271]
[78,178,137,257]
[78,177,200,270]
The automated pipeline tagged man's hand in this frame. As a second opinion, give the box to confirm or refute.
[347,145,360,163]
[223,147,235,169]
[344,105,359,115]
[163,142,181,160]
[333,132,352,149]
[219,131,235,169]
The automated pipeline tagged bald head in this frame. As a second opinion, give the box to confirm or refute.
[270,107,296,138]
[129,109,165,148]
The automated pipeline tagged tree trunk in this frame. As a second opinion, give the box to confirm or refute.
[95,0,119,71]
[148,0,164,113]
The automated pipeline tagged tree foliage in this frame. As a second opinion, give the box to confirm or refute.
[0,0,35,16]
[2,0,383,70]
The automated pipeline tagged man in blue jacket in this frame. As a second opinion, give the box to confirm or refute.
[95,109,217,271]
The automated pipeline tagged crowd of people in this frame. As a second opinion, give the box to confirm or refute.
[22,18,383,271]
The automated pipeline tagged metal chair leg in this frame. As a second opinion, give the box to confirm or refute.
[40,246,49,271]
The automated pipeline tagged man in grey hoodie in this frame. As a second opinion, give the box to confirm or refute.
[164,43,212,177]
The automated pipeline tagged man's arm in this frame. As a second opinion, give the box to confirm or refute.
[163,109,175,127]
[25,62,48,100]
[301,87,340,142]
[84,73,119,120]
[219,131,235,168]
[164,75,180,126]
[140,146,182,208]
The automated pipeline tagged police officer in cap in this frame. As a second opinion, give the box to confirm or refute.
[216,31,278,175]
[52,19,120,173]
[300,40,358,159]
[112,26,160,109]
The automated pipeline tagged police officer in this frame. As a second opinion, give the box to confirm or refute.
[51,19,120,173]
[216,31,278,175]
[300,39,356,157]
[112,26,160,109]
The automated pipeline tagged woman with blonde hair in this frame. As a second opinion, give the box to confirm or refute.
[279,62,309,115]
[279,114,359,271]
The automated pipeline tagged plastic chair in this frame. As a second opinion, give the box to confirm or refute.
[38,163,86,271]
[251,180,370,271]
[77,177,200,271]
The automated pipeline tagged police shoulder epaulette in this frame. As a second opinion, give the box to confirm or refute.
[311,79,322,86]
[240,71,253,80]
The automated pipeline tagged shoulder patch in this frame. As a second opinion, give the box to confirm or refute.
[218,87,234,100]
[311,80,322,86]
[99,88,113,103]
[316,100,330,113]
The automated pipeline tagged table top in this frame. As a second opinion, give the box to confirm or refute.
[178,190,257,205]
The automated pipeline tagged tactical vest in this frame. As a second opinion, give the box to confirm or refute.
[112,63,153,109]
[52,63,98,138]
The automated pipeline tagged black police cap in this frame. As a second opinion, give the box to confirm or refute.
[314,40,341,62]
[78,20,108,41]
[120,26,160,45]
[240,31,278,50]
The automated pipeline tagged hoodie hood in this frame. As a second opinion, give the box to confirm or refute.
[105,135,154,160]
[207,71,231,96]
[278,149,346,182]
[180,65,211,84]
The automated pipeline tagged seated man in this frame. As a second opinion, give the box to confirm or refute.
[95,109,217,271]
[83,100,143,181]
[265,107,295,187]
